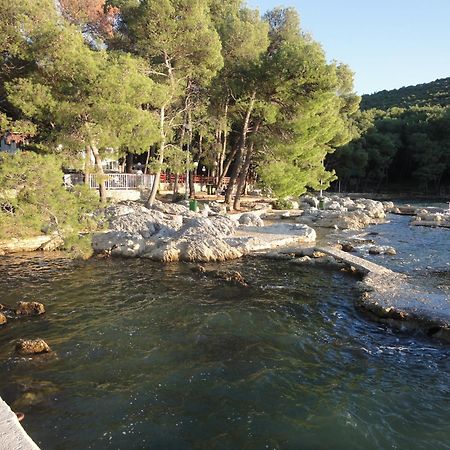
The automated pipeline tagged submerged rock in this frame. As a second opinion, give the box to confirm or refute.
[15,339,51,356]
[15,301,46,316]
[11,378,59,410]
[193,266,249,286]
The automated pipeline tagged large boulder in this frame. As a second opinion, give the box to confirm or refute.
[177,216,237,238]
[151,199,196,216]
[15,339,51,356]
[15,301,46,316]
[143,216,241,262]
[178,236,243,262]
[239,213,264,227]
[105,202,182,238]
[299,210,373,230]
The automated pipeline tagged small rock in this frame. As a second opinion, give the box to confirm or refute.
[341,243,355,253]
[15,339,51,356]
[312,251,326,258]
[0,312,7,325]
[297,256,311,263]
[384,247,397,256]
[369,246,383,255]
[15,301,46,316]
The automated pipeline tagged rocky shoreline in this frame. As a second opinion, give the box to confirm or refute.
[1,194,449,343]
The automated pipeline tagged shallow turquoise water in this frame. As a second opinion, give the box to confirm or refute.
[0,253,449,450]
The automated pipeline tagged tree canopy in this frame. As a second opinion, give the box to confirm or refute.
[1,0,359,209]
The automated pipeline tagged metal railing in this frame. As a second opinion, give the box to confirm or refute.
[65,173,230,191]
[65,173,154,190]
[89,173,155,190]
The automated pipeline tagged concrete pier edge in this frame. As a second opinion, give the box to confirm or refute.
[0,396,40,449]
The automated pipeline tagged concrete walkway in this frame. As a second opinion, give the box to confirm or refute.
[0,397,40,450]
[316,246,394,276]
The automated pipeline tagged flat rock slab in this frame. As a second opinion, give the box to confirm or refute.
[317,246,450,335]
[362,273,450,328]
[233,224,316,252]
[0,397,40,450]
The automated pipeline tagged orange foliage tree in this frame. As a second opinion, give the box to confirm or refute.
[59,0,119,36]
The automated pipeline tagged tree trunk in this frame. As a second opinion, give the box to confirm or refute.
[218,98,229,178]
[125,152,134,173]
[84,147,91,187]
[233,122,260,210]
[225,92,256,208]
[215,146,237,191]
[189,169,195,197]
[144,147,151,174]
[90,144,107,203]
[147,106,165,208]
[173,173,179,194]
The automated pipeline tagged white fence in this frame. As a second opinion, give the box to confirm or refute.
[66,173,155,190]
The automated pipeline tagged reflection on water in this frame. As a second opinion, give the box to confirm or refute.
[0,252,449,450]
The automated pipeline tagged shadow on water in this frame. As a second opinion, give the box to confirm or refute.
[0,254,449,450]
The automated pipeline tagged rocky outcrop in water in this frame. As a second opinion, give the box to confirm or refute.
[411,208,450,228]
[368,246,397,256]
[94,201,316,262]
[15,301,46,316]
[15,339,51,356]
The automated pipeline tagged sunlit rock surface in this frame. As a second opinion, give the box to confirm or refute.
[95,202,316,262]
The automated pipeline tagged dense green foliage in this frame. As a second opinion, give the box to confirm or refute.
[329,105,450,193]
[1,0,358,213]
[361,77,450,111]
[0,153,99,254]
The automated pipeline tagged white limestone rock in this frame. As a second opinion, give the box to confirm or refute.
[239,213,265,227]
[92,231,145,257]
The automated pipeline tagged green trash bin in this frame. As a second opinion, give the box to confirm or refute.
[318,198,324,210]
[189,199,198,212]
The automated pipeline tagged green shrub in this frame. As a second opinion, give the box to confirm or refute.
[0,152,100,252]
[272,198,294,210]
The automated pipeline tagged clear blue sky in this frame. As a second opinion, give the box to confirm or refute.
[247,0,450,95]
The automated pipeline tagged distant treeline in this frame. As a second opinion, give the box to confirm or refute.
[360,77,450,111]
[329,78,450,195]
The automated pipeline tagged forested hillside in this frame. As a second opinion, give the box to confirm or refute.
[361,77,450,111]
[330,79,450,195]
